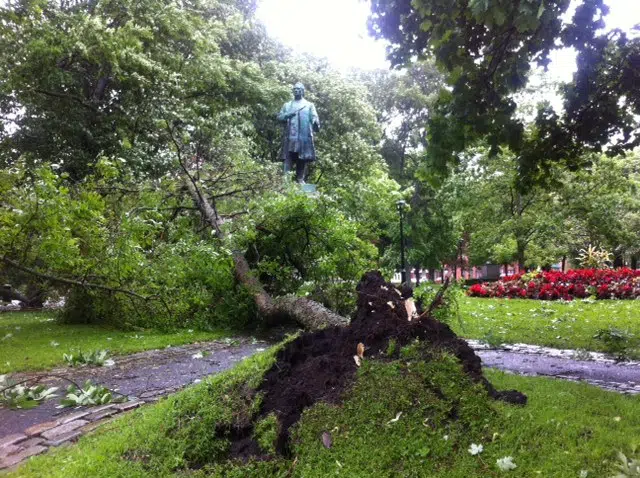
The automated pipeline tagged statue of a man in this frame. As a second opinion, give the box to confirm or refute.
[278,82,320,183]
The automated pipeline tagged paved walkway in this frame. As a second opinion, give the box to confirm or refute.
[470,340,640,394]
[0,338,269,470]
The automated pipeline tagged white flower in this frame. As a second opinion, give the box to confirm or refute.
[496,456,517,471]
[50,341,60,347]
[443,435,449,441]
[468,443,483,455]
[579,471,588,478]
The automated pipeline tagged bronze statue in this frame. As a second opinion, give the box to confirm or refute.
[278,83,320,183]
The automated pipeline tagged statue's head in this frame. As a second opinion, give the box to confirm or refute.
[293,82,305,100]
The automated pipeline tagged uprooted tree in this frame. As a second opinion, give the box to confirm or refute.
[0,0,396,328]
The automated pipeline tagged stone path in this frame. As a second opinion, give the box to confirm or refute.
[469,340,640,394]
[0,337,270,470]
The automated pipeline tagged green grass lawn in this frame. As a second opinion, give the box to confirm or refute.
[453,296,640,355]
[8,342,640,478]
[0,311,229,374]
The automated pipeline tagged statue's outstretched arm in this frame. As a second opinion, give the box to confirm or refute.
[310,104,320,131]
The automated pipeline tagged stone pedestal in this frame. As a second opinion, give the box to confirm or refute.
[301,183,317,194]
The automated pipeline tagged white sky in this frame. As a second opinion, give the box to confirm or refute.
[256,0,640,78]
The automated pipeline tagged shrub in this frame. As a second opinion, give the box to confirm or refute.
[59,240,256,331]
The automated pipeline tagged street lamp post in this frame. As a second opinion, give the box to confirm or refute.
[396,200,407,286]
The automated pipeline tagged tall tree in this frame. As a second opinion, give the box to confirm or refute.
[369,0,640,185]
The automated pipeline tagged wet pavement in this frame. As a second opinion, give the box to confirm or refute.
[0,338,271,440]
[470,341,640,394]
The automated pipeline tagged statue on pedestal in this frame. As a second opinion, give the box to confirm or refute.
[278,83,320,184]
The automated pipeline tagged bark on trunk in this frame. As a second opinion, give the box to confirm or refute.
[182,173,347,330]
[613,251,624,268]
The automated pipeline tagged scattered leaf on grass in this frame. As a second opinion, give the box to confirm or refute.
[496,456,517,471]
[386,411,402,425]
[353,355,361,367]
[321,431,332,449]
[468,443,483,455]
[357,343,365,359]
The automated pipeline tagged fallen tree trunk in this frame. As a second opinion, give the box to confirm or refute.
[182,171,347,330]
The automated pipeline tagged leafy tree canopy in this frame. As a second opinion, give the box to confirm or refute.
[369,0,640,185]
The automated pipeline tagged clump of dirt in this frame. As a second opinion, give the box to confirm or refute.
[231,271,526,458]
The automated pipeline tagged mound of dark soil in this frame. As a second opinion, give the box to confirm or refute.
[228,271,526,458]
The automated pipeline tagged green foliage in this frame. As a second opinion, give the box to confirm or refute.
[385,338,397,357]
[593,327,637,361]
[612,447,640,478]
[60,380,118,408]
[0,0,403,330]
[0,0,275,180]
[369,0,640,184]
[0,160,255,330]
[253,413,280,455]
[63,350,110,367]
[414,281,463,326]
[577,245,613,269]
[0,375,58,409]
[237,190,378,315]
[445,150,640,269]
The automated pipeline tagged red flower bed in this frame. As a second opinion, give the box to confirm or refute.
[468,268,640,300]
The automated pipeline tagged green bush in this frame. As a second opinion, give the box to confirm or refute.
[237,190,378,316]
[414,281,464,326]
[59,239,255,331]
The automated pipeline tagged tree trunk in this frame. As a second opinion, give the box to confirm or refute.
[0,284,30,305]
[631,255,638,270]
[414,264,421,287]
[182,173,347,330]
[613,251,624,268]
[516,248,526,271]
